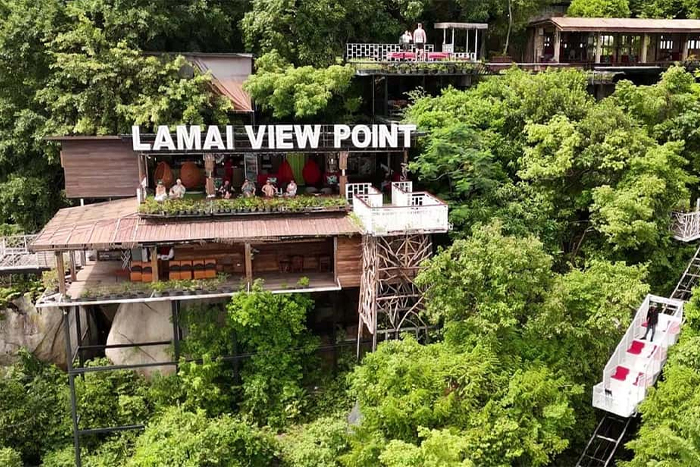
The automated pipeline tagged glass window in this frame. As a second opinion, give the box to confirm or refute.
[659,35,674,50]
[688,36,700,50]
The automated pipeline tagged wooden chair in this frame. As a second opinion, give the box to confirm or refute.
[169,261,181,281]
[279,256,291,273]
[291,256,303,273]
[141,265,153,282]
[130,261,143,282]
[205,258,217,279]
[318,255,332,273]
[193,259,206,279]
[180,260,193,280]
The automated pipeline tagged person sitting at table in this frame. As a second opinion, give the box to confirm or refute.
[285,179,298,197]
[155,180,168,202]
[400,30,412,52]
[242,178,256,197]
[169,178,186,199]
[262,179,276,198]
[217,180,234,199]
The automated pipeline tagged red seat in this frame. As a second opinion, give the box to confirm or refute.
[611,366,629,381]
[627,340,645,355]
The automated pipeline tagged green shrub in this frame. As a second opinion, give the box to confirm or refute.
[0,447,22,467]
[279,416,350,467]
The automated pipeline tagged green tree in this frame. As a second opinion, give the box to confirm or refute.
[227,282,319,427]
[279,415,350,467]
[568,0,631,17]
[128,407,276,467]
[0,447,22,467]
[244,51,359,120]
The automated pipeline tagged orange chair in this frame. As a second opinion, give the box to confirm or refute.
[169,261,181,281]
[205,258,217,279]
[193,259,206,279]
[180,260,193,280]
[130,261,143,282]
[141,265,153,282]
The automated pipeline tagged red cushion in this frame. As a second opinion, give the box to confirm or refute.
[611,366,629,381]
[627,340,645,355]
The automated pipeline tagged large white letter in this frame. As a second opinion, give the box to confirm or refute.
[245,125,266,150]
[203,126,225,150]
[176,125,201,151]
[276,125,293,150]
[351,125,372,149]
[152,126,176,151]
[226,126,235,150]
[334,125,351,148]
[399,124,416,147]
[379,124,398,148]
[132,125,151,151]
[294,125,321,149]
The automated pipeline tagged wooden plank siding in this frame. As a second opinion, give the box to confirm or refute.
[336,236,362,288]
[61,140,139,198]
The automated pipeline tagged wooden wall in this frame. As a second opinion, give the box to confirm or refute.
[253,240,333,274]
[336,236,362,288]
[61,139,139,198]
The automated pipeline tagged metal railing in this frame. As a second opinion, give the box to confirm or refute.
[672,209,700,242]
[0,234,54,271]
[348,182,449,236]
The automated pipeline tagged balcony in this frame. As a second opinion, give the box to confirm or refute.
[672,209,700,242]
[592,294,683,418]
[347,182,449,236]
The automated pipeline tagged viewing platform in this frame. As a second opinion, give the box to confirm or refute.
[592,294,683,418]
[347,182,449,236]
[0,234,54,273]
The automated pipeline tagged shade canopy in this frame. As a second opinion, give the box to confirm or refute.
[434,22,488,30]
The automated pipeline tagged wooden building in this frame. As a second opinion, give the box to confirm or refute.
[525,17,700,65]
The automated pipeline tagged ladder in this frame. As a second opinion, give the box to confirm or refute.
[576,415,632,467]
[670,244,700,302]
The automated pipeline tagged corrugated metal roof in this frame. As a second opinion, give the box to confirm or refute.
[434,23,489,30]
[536,17,700,33]
[31,199,360,251]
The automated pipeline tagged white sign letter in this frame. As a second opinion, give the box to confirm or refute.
[132,126,151,151]
[351,125,372,149]
[203,126,225,150]
[399,124,415,147]
[276,125,293,150]
[294,125,321,149]
[379,124,399,148]
[334,125,351,148]
[152,126,176,151]
[176,125,201,151]
[245,125,266,150]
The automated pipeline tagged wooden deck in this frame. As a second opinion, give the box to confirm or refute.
[37,260,339,308]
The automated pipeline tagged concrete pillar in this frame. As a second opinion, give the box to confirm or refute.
[641,34,649,63]
[595,33,603,64]
[682,34,690,60]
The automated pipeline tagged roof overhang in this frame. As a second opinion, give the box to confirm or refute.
[529,16,700,34]
[30,199,361,251]
[434,22,489,30]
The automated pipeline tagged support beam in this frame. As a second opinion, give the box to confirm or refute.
[553,29,561,63]
[55,251,66,295]
[339,151,348,199]
[150,247,158,282]
[475,30,479,60]
[171,301,180,371]
[641,33,649,63]
[333,237,338,284]
[244,243,253,286]
[595,33,603,64]
[69,251,77,282]
[63,308,82,467]
[682,34,690,61]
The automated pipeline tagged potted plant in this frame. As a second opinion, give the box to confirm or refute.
[151,281,167,297]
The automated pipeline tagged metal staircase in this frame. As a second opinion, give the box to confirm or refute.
[576,229,700,467]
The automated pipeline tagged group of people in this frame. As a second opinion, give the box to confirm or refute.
[399,23,427,58]
[155,179,187,201]
[154,178,298,201]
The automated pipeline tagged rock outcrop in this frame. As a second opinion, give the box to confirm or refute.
[105,301,174,378]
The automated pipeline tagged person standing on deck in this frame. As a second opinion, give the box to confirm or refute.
[642,304,659,342]
[400,30,412,52]
[413,23,427,60]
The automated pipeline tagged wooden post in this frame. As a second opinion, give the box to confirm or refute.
[333,237,338,285]
[641,33,649,63]
[69,251,77,282]
[55,251,66,295]
[244,243,253,286]
[553,29,561,63]
[595,33,603,64]
[682,34,690,61]
[339,151,349,199]
[150,247,158,282]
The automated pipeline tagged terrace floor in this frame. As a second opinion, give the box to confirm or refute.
[37,260,339,308]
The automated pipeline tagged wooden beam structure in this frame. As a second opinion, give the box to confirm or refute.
[69,251,77,282]
[55,251,66,295]
[244,243,253,286]
[150,247,158,282]
[357,234,433,351]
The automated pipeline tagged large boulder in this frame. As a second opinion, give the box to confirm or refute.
[105,301,174,378]
[0,295,91,368]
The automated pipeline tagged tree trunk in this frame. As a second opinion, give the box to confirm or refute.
[503,0,513,56]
